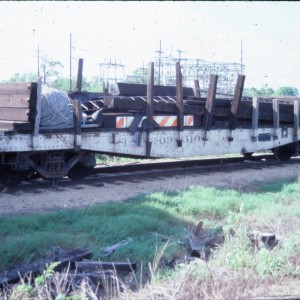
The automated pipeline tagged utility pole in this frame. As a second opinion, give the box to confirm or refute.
[155,41,163,85]
[240,40,243,75]
[69,33,72,92]
[33,29,40,78]
[176,50,186,86]
[37,44,40,77]
[177,49,184,62]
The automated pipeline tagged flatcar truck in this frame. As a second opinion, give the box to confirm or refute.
[0,62,299,185]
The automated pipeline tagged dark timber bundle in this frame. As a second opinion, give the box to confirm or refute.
[0,82,37,131]
[78,83,297,128]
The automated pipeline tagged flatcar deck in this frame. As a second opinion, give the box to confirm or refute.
[0,62,299,183]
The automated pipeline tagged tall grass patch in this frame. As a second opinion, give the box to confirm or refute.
[1,178,300,278]
[0,199,186,272]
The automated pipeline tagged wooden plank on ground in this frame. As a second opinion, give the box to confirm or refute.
[0,248,92,285]
[241,296,300,300]
[75,261,137,273]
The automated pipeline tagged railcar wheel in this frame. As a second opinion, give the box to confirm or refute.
[243,152,253,159]
[273,143,296,161]
[67,163,94,180]
[0,165,30,186]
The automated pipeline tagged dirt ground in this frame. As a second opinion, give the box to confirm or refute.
[0,160,300,217]
[1,160,300,298]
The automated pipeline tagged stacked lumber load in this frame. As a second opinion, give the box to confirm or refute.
[79,81,297,130]
[0,79,298,132]
[0,82,37,131]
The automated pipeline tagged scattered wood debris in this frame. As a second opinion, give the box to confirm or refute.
[75,261,137,273]
[186,221,280,261]
[249,231,279,249]
[151,232,185,245]
[0,246,137,298]
[100,238,132,256]
[0,226,284,298]
[186,220,225,260]
[0,247,92,286]
[241,296,300,300]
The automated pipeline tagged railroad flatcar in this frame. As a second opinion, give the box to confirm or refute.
[0,62,299,185]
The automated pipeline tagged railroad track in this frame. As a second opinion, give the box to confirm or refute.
[90,154,300,182]
[1,154,300,219]
[8,154,299,192]
[92,154,279,175]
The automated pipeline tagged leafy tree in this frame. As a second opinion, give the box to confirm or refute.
[275,86,299,96]
[40,56,63,85]
[1,69,100,93]
[243,87,259,97]
[257,84,275,96]
[244,85,299,97]
[50,77,71,92]
[2,72,37,83]
[51,76,100,93]
[125,67,147,84]
[243,85,274,97]
[85,76,100,92]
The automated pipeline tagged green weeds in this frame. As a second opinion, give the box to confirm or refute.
[1,178,300,299]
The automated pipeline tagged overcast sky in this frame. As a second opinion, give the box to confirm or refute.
[0,1,300,90]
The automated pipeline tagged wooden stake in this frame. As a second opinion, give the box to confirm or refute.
[146,62,154,156]
[251,97,259,141]
[76,58,84,92]
[272,98,279,139]
[72,99,82,151]
[194,79,201,97]
[294,99,300,140]
[229,75,245,131]
[203,74,218,140]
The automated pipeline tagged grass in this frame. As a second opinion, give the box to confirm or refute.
[0,197,189,271]
[95,151,273,166]
[1,177,300,299]
[96,154,138,165]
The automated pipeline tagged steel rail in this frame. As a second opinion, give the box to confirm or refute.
[92,154,277,175]
[6,155,300,191]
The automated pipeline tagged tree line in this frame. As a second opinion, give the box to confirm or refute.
[243,85,299,97]
[1,58,299,97]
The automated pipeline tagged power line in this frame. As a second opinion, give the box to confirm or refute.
[155,41,164,85]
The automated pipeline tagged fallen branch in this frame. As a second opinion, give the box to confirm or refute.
[75,261,137,273]
[240,296,300,300]
[101,238,132,256]
[0,247,92,286]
